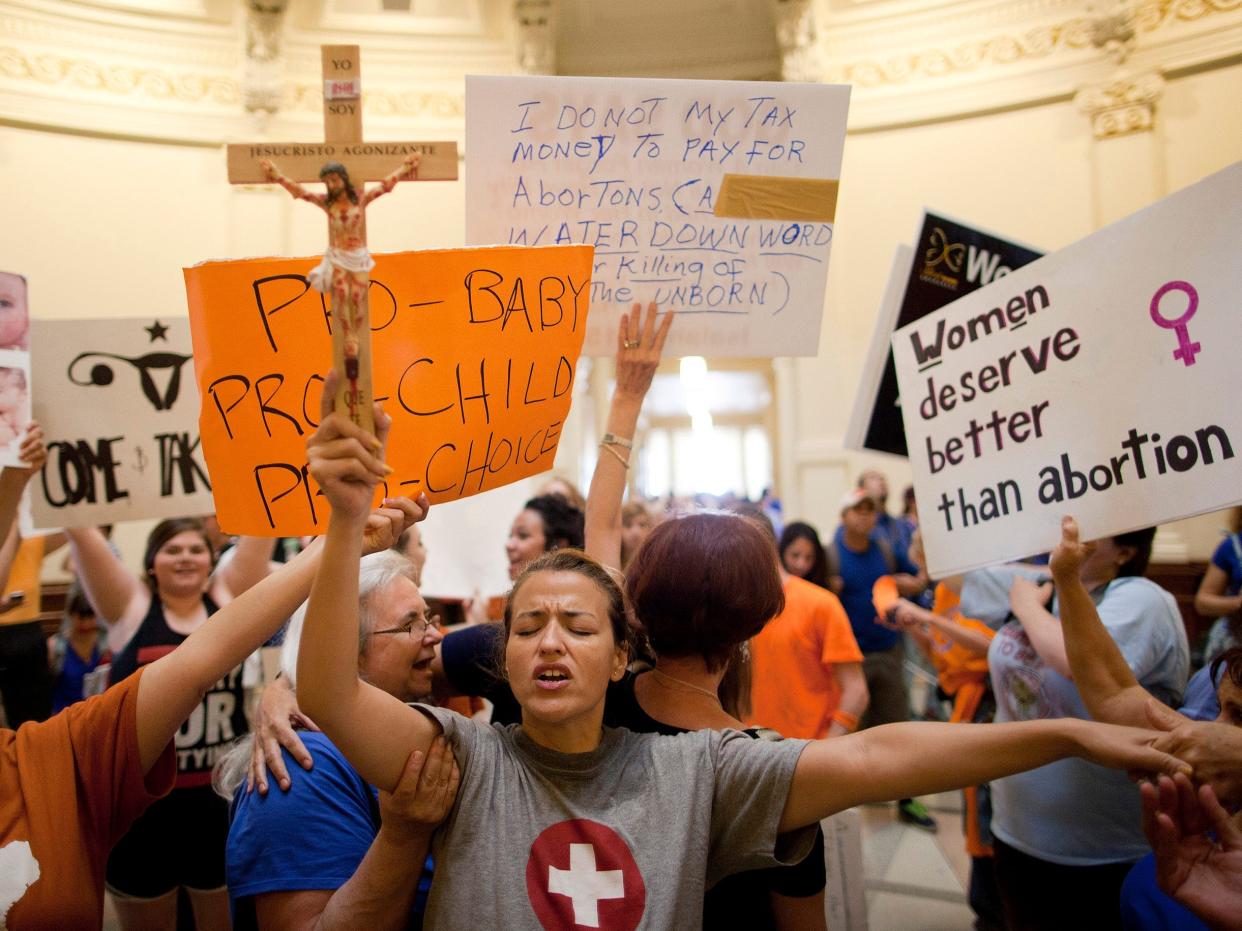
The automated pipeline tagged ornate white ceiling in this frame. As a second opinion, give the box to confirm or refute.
[0,0,1238,143]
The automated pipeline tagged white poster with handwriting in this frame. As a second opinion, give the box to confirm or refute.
[465,75,850,357]
[893,161,1242,579]
[31,317,214,528]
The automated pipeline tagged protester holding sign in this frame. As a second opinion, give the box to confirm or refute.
[0,424,52,727]
[0,394,427,927]
[63,519,280,927]
[1036,515,1242,930]
[986,521,1189,930]
[294,358,1197,930]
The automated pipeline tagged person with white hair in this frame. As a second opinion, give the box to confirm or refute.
[219,551,455,930]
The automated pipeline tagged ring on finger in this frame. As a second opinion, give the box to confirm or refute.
[624,340,640,349]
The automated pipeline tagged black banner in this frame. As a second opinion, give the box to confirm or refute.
[862,213,1043,457]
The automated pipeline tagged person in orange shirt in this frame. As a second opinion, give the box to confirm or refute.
[0,393,428,929]
[748,519,869,740]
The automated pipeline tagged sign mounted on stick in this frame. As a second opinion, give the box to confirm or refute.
[184,244,593,537]
[31,317,213,528]
[846,213,1043,457]
[893,162,1242,579]
[228,45,458,435]
[465,75,850,357]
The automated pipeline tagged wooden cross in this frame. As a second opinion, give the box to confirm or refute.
[227,45,458,434]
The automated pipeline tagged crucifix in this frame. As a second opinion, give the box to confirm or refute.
[227,45,458,434]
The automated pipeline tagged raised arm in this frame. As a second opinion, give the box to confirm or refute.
[209,534,275,603]
[891,599,994,657]
[296,373,438,792]
[1052,516,1168,727]
[261,159,326,207]
[137,486,424,774]
[1008,575,1072,678]
[66,525,146,641]
[0,423,44,557]
[584,302,671,569]
[1194,561,1242,620]
[359,153,421,208]
[779,717,1191,832]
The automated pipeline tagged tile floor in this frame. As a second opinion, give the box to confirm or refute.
[857,791,978,930]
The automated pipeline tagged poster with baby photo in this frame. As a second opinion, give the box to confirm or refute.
[0,271,31,352]
[0,349,32,468]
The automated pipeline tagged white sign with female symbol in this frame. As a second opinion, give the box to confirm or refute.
[892,160,1242,579]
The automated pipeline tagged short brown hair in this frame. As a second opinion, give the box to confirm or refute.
[625,513,784,671]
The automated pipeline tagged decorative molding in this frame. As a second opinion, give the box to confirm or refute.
[823,0,1241,88]
[1075,68,1165,137]
[243,0,290,123]
[513,0,556,74]
[773,0,823,81]
[0,46,240,104]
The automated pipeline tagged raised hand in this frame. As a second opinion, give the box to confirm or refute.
[307,369,392,523]
[14,421,45,473]
[616,301,673,401]
[362,494,429,555]
[1050,515,1096,583]
[1009,575,1053,616]
[1143,773,1242,930]
[380,736,461,841]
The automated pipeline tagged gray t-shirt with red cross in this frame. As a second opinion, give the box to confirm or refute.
[414,704,814,931]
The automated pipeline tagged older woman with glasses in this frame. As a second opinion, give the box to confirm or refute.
[218,550,452,930]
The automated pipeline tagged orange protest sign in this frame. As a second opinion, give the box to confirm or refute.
[184,244,593,535]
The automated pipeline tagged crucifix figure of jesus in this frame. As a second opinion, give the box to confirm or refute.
[259,153,417,428]
[228,45,457,433]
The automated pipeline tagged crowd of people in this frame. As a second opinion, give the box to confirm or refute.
[1,306,1240,931]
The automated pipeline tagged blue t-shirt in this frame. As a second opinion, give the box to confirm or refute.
[1210,534,1242,593]
[988,576,1189,865]
[227,731,432,929]
[832,527,918,653]
[1120,852,1209,930]
[1179,665,1222,721]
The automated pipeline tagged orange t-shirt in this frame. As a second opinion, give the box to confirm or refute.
[0,536,43,625]
[0,666,176,929]
[747,576,864,739]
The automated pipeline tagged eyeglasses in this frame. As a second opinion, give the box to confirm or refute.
[373,614,439,640]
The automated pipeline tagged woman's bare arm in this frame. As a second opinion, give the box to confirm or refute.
[295,376,438,792]
[583,302,670,569]
[66,525,146,635]
[1009,577,1072,678]
[210,534,275,603]
[1050,517,1169,728]
[780,717,1190,832]
[827,662,868,738]
[1194,563,1242,619]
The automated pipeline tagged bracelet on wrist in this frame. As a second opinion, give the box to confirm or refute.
[599,432,633,449]
[599,443,630,469]
[831,709,860,733]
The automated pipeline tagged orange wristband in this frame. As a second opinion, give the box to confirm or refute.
[831,710,859,733]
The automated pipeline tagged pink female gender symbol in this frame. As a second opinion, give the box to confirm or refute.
[1149,280,1201,366]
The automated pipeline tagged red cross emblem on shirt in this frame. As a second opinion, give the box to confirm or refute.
[526,819,646,930]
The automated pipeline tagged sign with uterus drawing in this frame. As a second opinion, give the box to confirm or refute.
[31,317,214,529]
